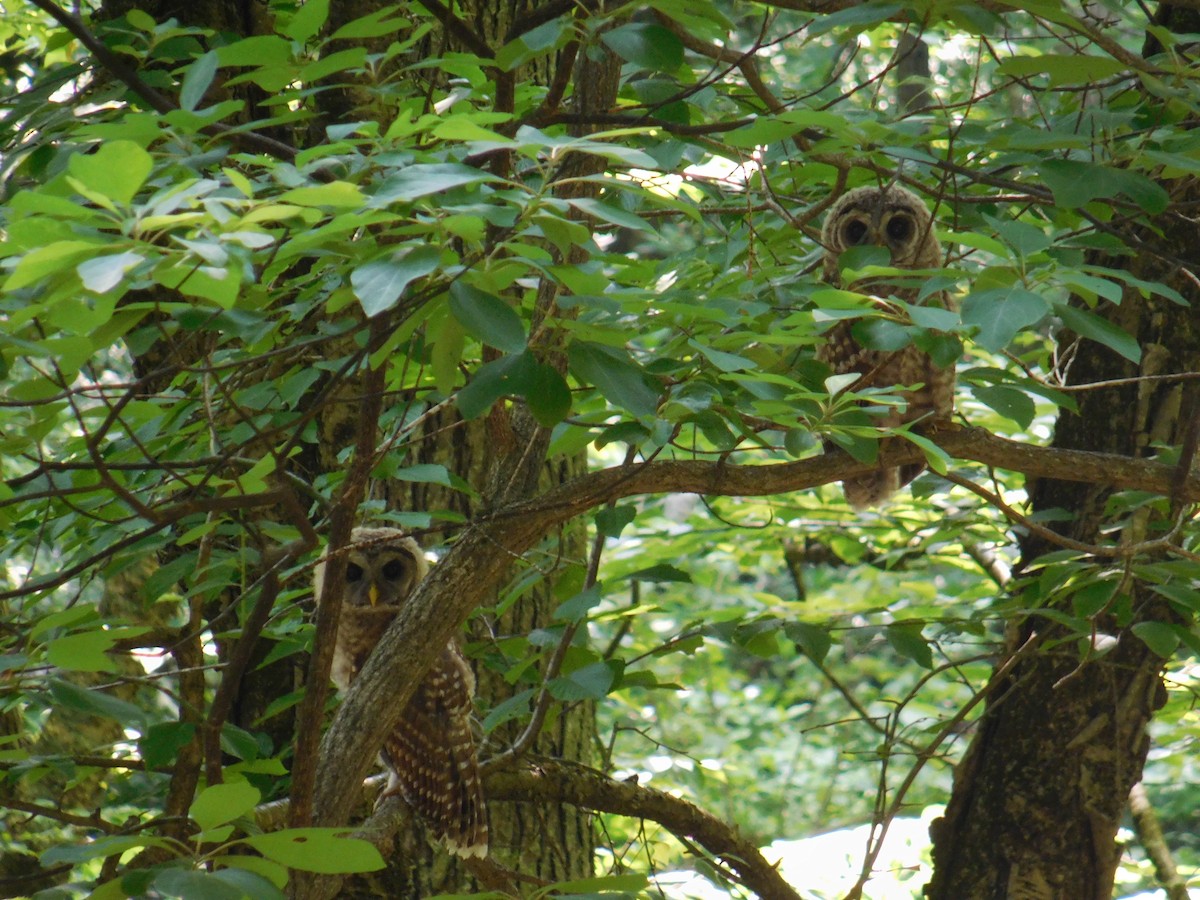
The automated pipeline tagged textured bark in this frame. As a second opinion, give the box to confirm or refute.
[926,12,1200,891]
[92,0,607,894]
[336,4,610,892]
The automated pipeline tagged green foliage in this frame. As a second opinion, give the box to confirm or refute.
[0,0,1197,897]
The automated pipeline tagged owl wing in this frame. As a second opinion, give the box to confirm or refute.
[817,297,956,509]
[380,642,488,858]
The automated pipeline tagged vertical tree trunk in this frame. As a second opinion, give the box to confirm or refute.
[102,0,613,893]
[926,9,1200,892]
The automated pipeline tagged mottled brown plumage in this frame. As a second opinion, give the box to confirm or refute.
[817,185,956,509]
[313,527,488,858]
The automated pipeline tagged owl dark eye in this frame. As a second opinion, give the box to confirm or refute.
[886,215,913,242]
[842,219,869,246]
[381,558,408,580]
[345,563,364,582]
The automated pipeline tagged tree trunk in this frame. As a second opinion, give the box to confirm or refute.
[926,9,1200,894]
[99,0,612,893]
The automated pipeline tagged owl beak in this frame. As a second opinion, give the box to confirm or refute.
[368,583,380,607]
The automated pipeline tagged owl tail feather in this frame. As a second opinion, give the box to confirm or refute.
[842,469,901,510]
[440,756,489,859]
[842,462,927,510]
[380,706,489,859]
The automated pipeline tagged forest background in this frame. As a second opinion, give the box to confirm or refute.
[1,0,1199,898]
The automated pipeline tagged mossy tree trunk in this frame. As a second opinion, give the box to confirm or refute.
[100,0,612,894]
[926,8,1200,895]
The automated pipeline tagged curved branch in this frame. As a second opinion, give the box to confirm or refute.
[487,760,802,900]
[270,762,800,900]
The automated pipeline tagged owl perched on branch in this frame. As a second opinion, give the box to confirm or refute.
[817,184,956,510]
[314,526,488,858]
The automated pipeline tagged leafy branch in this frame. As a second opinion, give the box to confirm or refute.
[310,423,1197,837]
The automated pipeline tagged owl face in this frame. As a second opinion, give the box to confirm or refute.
[821,185,938,268]
[314,526,428,611]
[343,528,427,610]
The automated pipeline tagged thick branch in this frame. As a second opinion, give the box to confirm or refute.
[510,427,1200,525]
[487,760,801,900]
[270,761,799,900]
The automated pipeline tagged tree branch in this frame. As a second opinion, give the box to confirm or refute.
[28,0,300,162]
[271,761,801,900]
[487,761,803,899]
[290,326,387,830]
[308,424,1196,846]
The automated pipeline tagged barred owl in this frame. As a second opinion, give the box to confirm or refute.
[313,527,488,858]
[817,184,956,509]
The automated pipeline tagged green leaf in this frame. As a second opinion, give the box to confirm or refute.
[68,141,153,206]
[456,352,532,419]
[724,109,851,147]
[1038,160,1170,213]
[48,678,147,728]
[153,868,245,900]
[482,689,535,733]
[1131,621,1179,658]
[852,319,913,352]
[496,15,572,71]
[568,341,660,418]
[548,873,650,893]
[524,361,572,426]
[786,622,832,665]
[886,622,933,669]
[78,251,145,293]
[221,723,264,761]
[242,830,385,874]
[961,286,1049,351]
[391,464,452,486]
[215,35,293,66]
[989,218,1051,258]
[808,1,904,35]
[209,855,288,891]
[155,262,240,308]
[140,722,197,769]
[298,47,367,83]
[900,430,950,475]
[46,630,119,673]
[549,660,621,701]
[189,781,261,831]
[350,246,441,317]
[448,283,526,353]
[329,6,410,40]
[41,835,160,866]
[971,384,1036,429]
[180,51,218,112]
[278,182,366,209]
[689,340,754,372]
[369,164,499,205]
[30,606,96,642]
[1054,304,1141,363]
[554,584,604,622]
[595,505,636,538]
[623,564,691,583]
[285,0,330,41]
[997,54,1126,87]
[601,23,684,71]
[210,868,285,900]
[567,198,652,233]
[5,240,104,291]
